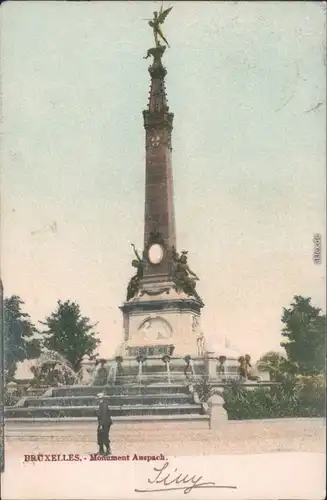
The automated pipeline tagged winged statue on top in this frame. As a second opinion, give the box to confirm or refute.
[147,3,173,48]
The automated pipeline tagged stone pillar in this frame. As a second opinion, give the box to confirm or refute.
[79,355,96,385]
[224,358,229,377]
[207,393,228,430]
[207,352,217,381]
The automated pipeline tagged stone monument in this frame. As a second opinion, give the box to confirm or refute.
[4,8,268,425]
[120,6,205,358]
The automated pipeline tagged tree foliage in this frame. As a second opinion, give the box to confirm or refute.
[3,296,41,381]
[245,295,327,420]
[257,351,289,381]
[281,295,326,375]
[39,300,100,371]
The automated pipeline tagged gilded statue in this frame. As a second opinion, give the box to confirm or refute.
[147,4,173,48]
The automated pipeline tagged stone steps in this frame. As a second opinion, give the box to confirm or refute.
[17,393,191,408]
[5,381,205,421]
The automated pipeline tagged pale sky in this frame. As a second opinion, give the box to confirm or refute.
[1,1,326,361]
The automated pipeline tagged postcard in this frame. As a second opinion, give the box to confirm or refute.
[1,1,326,499]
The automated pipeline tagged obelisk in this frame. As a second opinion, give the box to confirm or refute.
[141,45,176,287]
[120,9,204,357]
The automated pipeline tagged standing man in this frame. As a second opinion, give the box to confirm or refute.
[96,393,112,455]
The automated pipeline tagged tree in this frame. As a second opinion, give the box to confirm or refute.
[4,295,41,381]
[39,300,100,371]
[257,351,289,381]
[281,295,326,375]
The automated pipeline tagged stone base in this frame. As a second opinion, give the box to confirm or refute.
[120,287,204,357]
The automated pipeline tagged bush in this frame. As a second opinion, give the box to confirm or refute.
[193,377,213,403]
[294,374,325,417]
[222,375,325,420]
[3,389,18,407]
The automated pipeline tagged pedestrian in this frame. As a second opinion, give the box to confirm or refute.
[96,393,113,455]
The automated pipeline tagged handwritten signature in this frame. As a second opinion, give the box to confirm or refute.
[134,461,237,494]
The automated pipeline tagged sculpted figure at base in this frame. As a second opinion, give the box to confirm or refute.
[126,243,144,301]
[217,356,227,377]
[196,332,206,356]
[244,354,261,381]
[238,354,260,381]
[171,247,204,305]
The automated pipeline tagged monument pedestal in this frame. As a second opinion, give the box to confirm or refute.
[120,287,203,357]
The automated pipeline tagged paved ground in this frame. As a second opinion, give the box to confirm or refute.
[5,417,326,456]
[2,419,326,500]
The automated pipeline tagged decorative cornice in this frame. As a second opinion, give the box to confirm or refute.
[140,288,171,297]
[143,110,174,130]
[120,298,202,314]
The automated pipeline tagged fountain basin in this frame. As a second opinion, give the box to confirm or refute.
[4,355,250,422]
[14,393,192,408]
